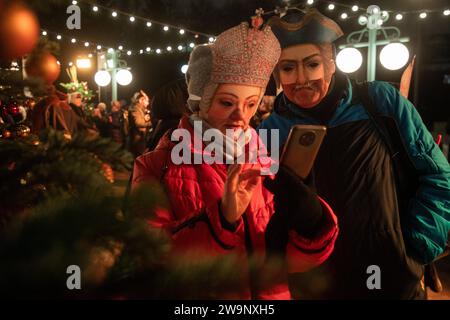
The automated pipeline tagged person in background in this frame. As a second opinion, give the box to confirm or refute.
[31,86,78,138]
[250,95,275,128]
[146,79,191,151]
[129,90,151,157]
[68,92,98,138]
[109,100,126,147]
[92,102,109,137]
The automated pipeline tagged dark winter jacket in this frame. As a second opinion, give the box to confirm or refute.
[259,73,450,299]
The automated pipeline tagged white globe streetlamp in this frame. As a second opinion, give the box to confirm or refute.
[94,70,111,87]
[379,43,409,70]
[116,69,133,86]
[336,48,363,73]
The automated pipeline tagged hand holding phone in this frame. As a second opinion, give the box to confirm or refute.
[280,125,326,180]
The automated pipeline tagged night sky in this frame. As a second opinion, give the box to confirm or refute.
[31,0,450,124]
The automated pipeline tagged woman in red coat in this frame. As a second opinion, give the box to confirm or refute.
[132,19,338,299]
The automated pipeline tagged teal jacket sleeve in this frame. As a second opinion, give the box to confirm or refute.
[369,81,450,264]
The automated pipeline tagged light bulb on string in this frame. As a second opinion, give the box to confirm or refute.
[189,43,195,48]
[167,46,172,51]
[307,0,314,5]
[179,29,185,35]
[118,45,123,50]
[419,12,427,19]
[340,13,348,20]
[42,30,47,36]
[57,35,62,40]
[395,14,403,21]
[129,16,135,22]
[178,45,183,51]
[84,42,89,47]
[146,47,151,52]
[328,4,335,11]
[444,9,450,16]
[71,38,77,43]
[112,11,118,18]
[97,45,102,50]
[163,26,169,31]
[92,6,98,12]
[156,49,161,54]
[147,22,152,27]
[352,5,358,12]
[127,50,132,56]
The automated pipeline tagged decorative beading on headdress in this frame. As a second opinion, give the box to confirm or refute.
[210,20,281,88]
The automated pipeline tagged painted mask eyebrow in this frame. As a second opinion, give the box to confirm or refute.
[279,53,322,65]
[215,92,259,100]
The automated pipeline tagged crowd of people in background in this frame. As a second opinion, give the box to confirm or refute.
[42,78,276,160]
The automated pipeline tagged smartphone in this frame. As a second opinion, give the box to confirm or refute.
[280,125,327,180]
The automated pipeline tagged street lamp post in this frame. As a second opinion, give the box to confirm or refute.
[338,5,410,81]
[95,49,132,102]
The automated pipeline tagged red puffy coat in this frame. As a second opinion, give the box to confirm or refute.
[132,116,338,299]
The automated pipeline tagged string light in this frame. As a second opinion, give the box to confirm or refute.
[72,0,77,5]
[39,23,206,58]
[307,0,314,5]
[419,12,427,19]
[42,30,47,36]
[352,5,358,12]
[328,4,335,11]
[88,53,93,58]
[444,9,450,16]
[127,50,132,56]
[68,62,73,67]
[395,14,403,20]
[340,12,348,20]
[82,2,216,46]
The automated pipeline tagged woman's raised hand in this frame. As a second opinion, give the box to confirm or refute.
[221,164,260,224]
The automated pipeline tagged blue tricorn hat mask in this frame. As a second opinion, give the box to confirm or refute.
[268,9,344,48]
